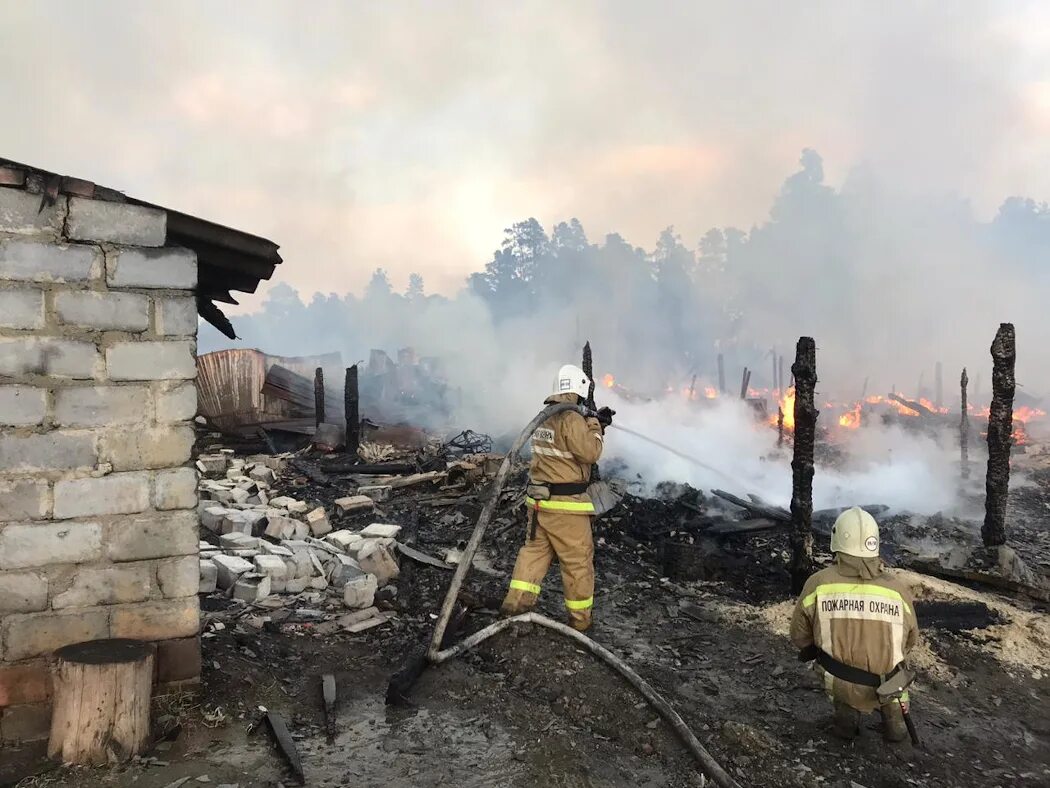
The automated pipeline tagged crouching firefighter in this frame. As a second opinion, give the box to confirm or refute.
[790,507,921,744]
[500,364,613,631]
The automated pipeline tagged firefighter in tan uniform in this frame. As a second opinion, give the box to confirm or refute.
[501,364,611,631]
[790,507,920,742]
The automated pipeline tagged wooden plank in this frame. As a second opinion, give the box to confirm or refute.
[711,489,790,522]
[265,711,305,784]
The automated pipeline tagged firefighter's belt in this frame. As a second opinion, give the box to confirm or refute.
[533,481,589,496]
[813,649,905,689]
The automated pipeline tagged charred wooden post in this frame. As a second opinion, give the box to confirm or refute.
[688,374,697,402]
[777,406,784,447]
[313,367,325,427]
[739,367,750,400]
[717,353,726,394]
[935,361,943,410]
[982,324,1015,547]
[345,365,360,455]
[789,337,817,594]
[860,376,869,401]
[777,355,785,394]
[960,367,970,480]
[770,350,777,399]
[582,341,595,410]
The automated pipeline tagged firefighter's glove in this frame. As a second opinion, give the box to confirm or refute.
[596,407,615,429]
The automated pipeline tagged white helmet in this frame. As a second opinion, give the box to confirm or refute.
[553,364,591,399]
[830,507,881,558]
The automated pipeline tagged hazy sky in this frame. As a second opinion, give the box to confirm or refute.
[4,1,1050,306]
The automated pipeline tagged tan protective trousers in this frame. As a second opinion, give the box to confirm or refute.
[501,509,595,630]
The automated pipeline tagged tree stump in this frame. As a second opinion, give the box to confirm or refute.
[48,639,154,765]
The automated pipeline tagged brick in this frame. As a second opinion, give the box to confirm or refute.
[106,340,196,381]
[0,237,98,282]
[342,574,377,609]
[155,380,197,422]
[0,336,101,378]
[306,507,331,537]
[2,608,109,660]
[53,290,149,331]
[201,506,231,532]
[357,484,392,502]
[52,563,152,609]
[154,296,198,335]
[53,472,150,519]
[0,287,44,329]
[198,559,217,593]
[0,521,102,569]
[334,495,374,514]
[107,247,196,288]
[0,661,51,706]
[156,555,199,598]
[212,554,253,589]
[110,597,199,641]
[66,197,166,246]
[0,431,96,472]
[0,479,49,520]
[99,425,194,471]
[361,523,402,539]
[106,510,198,561]
[1,703,51,743]
[232,573,270,602]
[53,384,149,426]
[155,636,201,683]
[0,188,64,236]
[0,385,47,426]
[154,467,198,510]
[0,571,48,614]
[357,542,400,587]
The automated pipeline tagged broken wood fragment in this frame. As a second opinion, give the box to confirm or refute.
[960,367,970,480]
[265,711,305,784]
[396,542,454,570]
[790,336,817,594]
[711,488,789,522]
[314,367,325,427]
[717,353,726,393]
[345,364,360,455]
[888,393,936,418]
[983,323,1015,547]
[321,673,336,737]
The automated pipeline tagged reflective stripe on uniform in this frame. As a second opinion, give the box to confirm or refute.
[532,445,575,459]
[509,579,541,595]
[802,583,912,614]
[565,597,593,610]
[525,496,596,513]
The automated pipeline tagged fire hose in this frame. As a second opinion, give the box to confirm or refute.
[423,402,744,788]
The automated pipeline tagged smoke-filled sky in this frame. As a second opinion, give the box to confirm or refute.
[5,1,1050,303]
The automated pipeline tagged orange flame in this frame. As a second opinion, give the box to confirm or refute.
[1015,405,1046,423]
[769,387,796,430]
[602,373,615,389]
[838,403,862,429]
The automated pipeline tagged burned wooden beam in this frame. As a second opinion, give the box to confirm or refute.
[345,365,360,455]
[777,407,784,447]
[582,340,595,410]
[314,367,325,427]
[717,353,726,394]
[790,336,817,594]
[262,365,343,422]
[712,489,789,522]
[739,367,750,400]
[777,355,785,394]
[983,324,1015,547]
[888,393,936,418]
[960,368,970,480]
[935,361,943,411]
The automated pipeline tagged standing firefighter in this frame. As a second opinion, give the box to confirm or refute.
[501,364,612,631]
[790,507,920,743]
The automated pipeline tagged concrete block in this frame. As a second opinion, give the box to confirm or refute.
[233,572,270,602]
[0,188,64,236]
[1,703,52,743]
[106,340,196,381]
[324,530,363,553]
[287,500,309,515]
[0,336,100,378]
[54,471,150,519]
[67,197,166,247]
[0,237,98,282]
[2,608,109,661]
[222,509,266,536]
[155,380,197,422]
[342,574,378,609]
[253,555,288,591]
[357,484,392,502]
[339,606,380,626]
[0,571,48,614]
[334,495,375,514]
[0,661,52,706]
[157,555,201,598]
[52,563,152,609]
[285,575,310,594]
[268,495,301,509]
[98,425,194,471]
[154,467,198,510]
[110,597,199,640]
[326,553,365,587]
[53,384,149,426]
[306,507,332,537]
[0,385,47,426]
[0,479,49,520]
[154,296,198,335]
[212,554,253,589]
[53,290,149,331]
[308,575,329,590]
[259,542,293,557]
[107,246,196,288]
[357,541,400,587]
[249,465,275,483]
[220,532,258,550]
[201,506,231,532]
[199,559,218,593]
[197,454,228,473]
[0,521,103,569]
[106,510,198,561]
[0,287,44,329]
[361,523,402,539]
[342,612,393,634]
[229,487,251,504]
[0,431,97,473]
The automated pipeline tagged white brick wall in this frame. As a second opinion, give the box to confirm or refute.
[0,572,48,614]
[0,522,103,570]
[66,197,166,247]
[0,386,47,426]
[0,337,101,378]
[54,290,150,332]
[0,432,97,472]
[0,479,50,520]
[107,247,196,289]
[99,425,195,471]
[154,296,199,335]
[106,340,196,380]
[0,239,99,283]
[0,189,65,237]
[0,288,45,329]
[154,381,197,421]
[53,472,152,518]
[53,385,150,427]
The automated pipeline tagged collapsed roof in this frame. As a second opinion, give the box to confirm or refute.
[0,157,282,338]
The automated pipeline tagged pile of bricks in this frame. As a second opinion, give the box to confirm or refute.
[195,453,401,626]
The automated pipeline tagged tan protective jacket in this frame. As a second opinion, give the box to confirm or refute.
[526,393,604,515]
[790,555,919,711]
